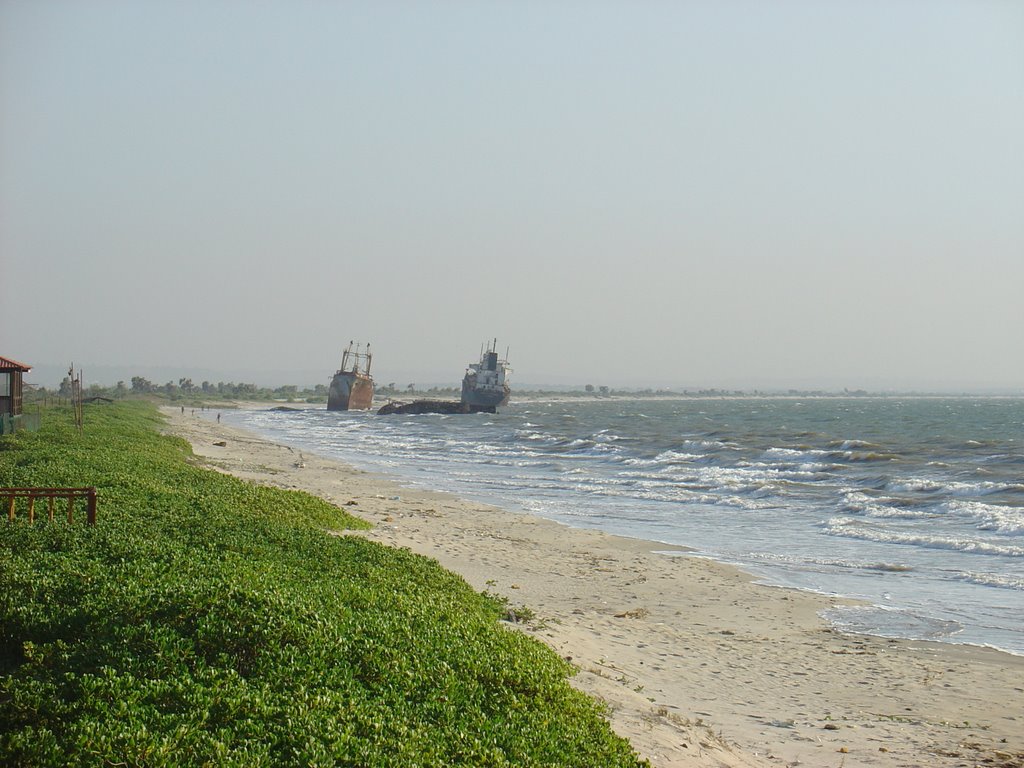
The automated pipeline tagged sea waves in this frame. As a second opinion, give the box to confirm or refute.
[823,517,1024,558]
[232,396,1024,654]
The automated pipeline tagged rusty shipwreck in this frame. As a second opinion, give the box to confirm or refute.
[327,342,374,411]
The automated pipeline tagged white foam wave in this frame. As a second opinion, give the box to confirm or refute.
[740,459,830,475]
[515,430,549,442]
[619,450,705,470]
[888,477,1020,496]
[593,429,629,443]
[653,449,702,464]
[836,439,882,450]
[825,518,1024,557]
[683,465,821,494]
[716,495,777,510]
[944,500,1024,535]
[764,447,829,459]
[841,491,932,519]
[956,571,1024,591]
[837,450,900,462]
[681,439,731,451]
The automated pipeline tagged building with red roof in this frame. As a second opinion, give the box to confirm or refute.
[1,356,32,421]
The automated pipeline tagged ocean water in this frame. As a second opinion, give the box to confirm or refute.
[222,397,1024,656]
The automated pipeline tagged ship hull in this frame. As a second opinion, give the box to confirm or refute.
[460,381,510,409]
[327,372,374,411]
[461,341,511,410]
[378,399,495,415]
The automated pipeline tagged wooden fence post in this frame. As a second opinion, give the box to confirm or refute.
[1,488,97,525]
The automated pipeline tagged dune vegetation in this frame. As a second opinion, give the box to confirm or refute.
[0,402,645,767]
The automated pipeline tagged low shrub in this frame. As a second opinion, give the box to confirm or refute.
[0,403,645,767]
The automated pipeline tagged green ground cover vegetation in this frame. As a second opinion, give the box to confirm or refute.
[0,402,645,767]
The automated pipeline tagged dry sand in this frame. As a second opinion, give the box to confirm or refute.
[163,406,1024,768]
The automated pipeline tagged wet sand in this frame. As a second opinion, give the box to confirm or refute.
[163,406,1024,768]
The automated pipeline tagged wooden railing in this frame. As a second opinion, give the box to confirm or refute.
[2,487,97,525]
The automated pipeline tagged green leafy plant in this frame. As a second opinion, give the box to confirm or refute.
[0,402,646,767]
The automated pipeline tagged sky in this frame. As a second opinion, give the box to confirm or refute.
[2,0,1022,392]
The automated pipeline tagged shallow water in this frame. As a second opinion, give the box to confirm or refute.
[225,397,1024,655]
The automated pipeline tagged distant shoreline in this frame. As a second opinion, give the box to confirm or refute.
[146,390,1024,407]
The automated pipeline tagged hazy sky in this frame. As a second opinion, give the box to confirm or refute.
[2,1,1022,391]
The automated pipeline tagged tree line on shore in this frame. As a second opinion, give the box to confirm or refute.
[26,376,914,405]
[27,377,467,404]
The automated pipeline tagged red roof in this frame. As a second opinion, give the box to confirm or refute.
[0,356,32,372]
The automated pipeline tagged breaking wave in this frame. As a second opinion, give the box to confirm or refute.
[824,518,1024,557]
[956,572,1024,591]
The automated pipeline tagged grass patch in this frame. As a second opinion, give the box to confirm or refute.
[0,402,645,767]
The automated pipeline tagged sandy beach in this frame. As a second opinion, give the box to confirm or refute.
[162,407,1024,768]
